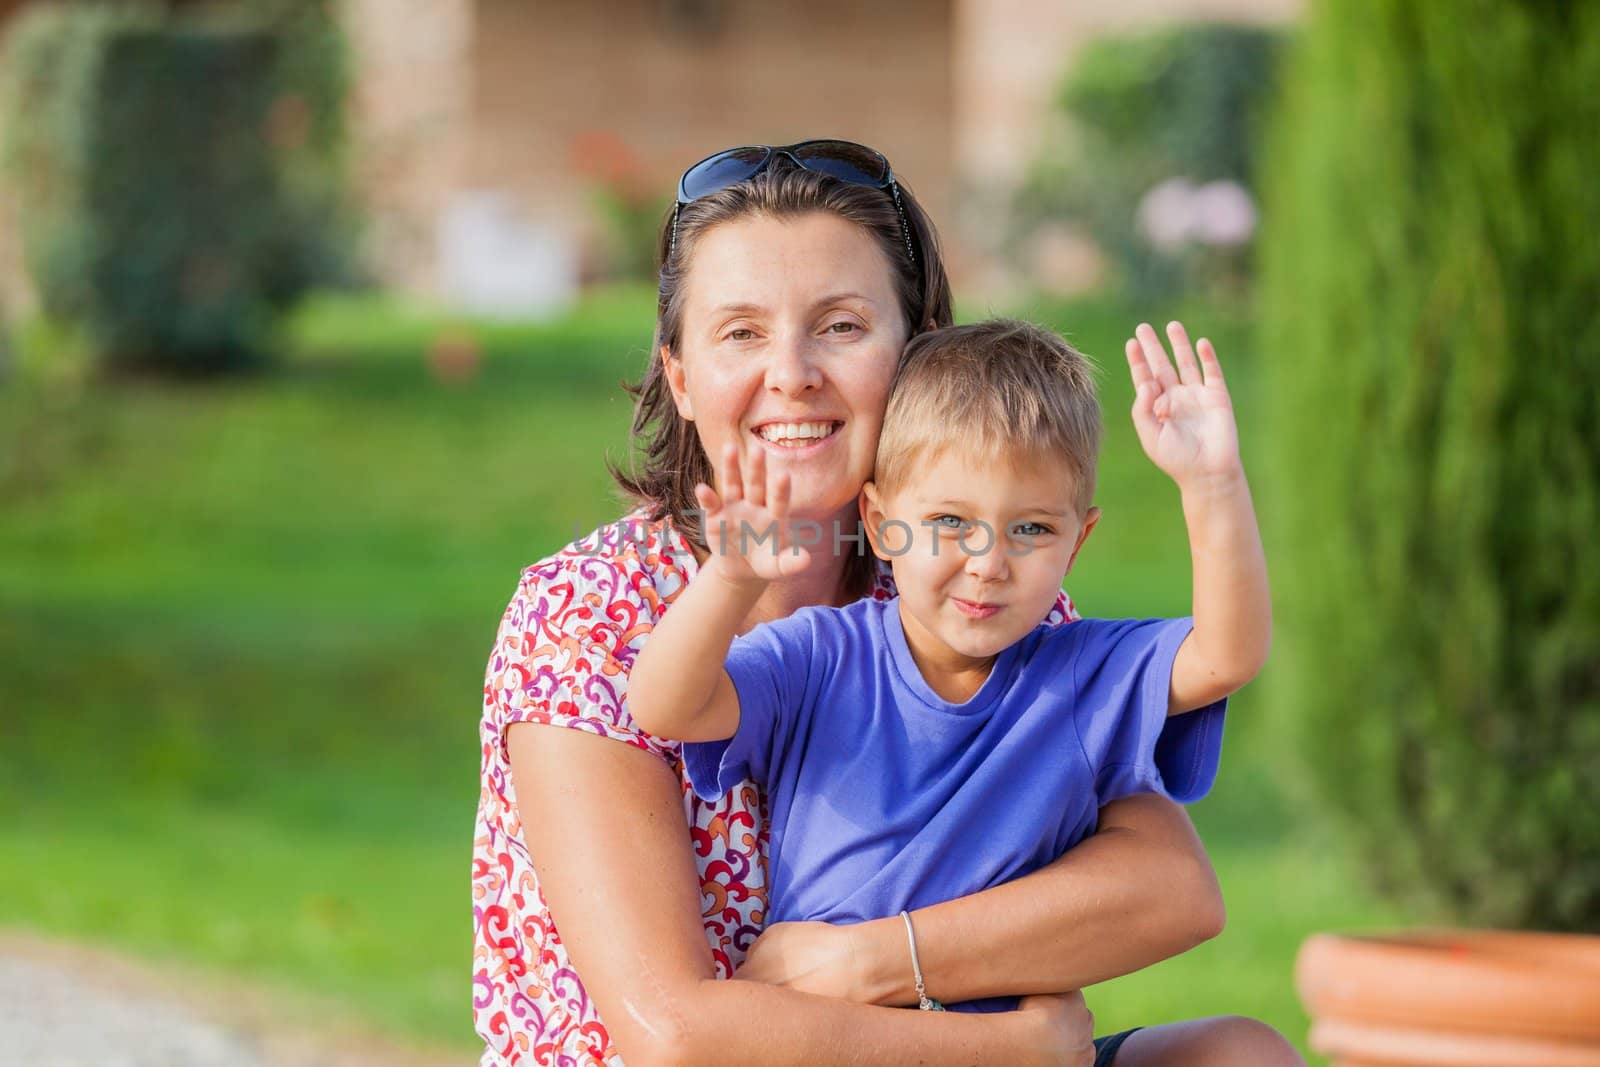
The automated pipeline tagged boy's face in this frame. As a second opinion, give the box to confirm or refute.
[861,447,1099,669]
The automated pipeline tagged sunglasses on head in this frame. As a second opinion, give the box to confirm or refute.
[670,139,916,265]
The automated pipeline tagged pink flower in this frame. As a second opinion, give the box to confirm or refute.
[1136,178,1258,253]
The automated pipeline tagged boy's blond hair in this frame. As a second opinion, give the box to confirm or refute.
[875,319,1100,514]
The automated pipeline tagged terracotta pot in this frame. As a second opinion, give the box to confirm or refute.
[1296,930,1600,1067]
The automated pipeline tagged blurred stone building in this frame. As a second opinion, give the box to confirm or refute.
[345,0,1299,312]
[0,0,1300,316]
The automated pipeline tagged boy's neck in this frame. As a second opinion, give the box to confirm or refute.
[743,561,856,629]
[896,600,999,704]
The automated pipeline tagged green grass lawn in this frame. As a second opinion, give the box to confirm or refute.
[0,287,1401,1059]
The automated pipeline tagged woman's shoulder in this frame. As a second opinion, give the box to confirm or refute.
[485,511,693,759]
[519,510,694,598]
[499,510,696,649]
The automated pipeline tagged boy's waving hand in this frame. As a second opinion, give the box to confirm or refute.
[1123,321,1271,716]
[1124,321,1241,487]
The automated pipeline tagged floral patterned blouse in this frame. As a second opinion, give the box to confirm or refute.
[471,513,1075,1065]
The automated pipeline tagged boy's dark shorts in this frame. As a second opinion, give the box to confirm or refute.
[1093,1028,1142,1066]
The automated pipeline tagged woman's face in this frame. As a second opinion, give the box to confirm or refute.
[664,212,909,526]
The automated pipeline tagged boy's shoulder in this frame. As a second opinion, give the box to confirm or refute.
[735,597,897,669]
[1028,616,1193,673]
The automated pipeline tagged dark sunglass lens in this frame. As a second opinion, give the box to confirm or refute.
[792,141,888,186]
[680,147,770,201]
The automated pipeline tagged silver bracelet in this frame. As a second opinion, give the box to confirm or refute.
[900,910,944,1011]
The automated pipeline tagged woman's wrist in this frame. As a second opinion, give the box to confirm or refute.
[853,913,921,1006]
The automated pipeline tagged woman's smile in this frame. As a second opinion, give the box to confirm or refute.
[752,419,844,454]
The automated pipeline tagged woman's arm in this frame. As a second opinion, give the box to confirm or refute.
[508,723,1086,1067]
[869,793,1225,1004]
[739,793,1224,1005]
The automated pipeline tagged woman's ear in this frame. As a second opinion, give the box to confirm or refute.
[661,345,694,420]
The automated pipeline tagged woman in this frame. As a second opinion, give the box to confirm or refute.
[473,141,1300,1066]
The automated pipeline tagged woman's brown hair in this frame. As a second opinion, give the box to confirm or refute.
[611,158,955,591]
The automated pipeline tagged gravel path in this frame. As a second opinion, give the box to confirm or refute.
[0,934,474,1067]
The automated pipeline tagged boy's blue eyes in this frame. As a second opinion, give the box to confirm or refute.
[929,516,1053,537]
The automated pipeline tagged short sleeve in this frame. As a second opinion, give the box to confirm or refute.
[681,614,811,801]
[1069,617,1225,805]
[484,556,677,766]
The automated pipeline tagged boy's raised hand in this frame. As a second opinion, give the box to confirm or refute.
[1125,321,1241,488]
[695,442,813,584]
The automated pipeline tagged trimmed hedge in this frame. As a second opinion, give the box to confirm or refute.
[1260,1,1600,930]
[0,4,354,373]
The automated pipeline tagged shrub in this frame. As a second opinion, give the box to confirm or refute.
[1259,0,1600,930]
[1015,23,1285,299]
[571,130,670,283]
[253,0,363,301]
[0,4,355,374]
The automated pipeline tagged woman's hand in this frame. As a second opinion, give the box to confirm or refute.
[1124,320,1242,491]
[733,920,867,1002]
[736,924,1097,1067]
[696,440,814,585]
[1016,991,1098,1067]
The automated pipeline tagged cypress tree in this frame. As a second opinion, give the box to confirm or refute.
[1259,0,1600,929]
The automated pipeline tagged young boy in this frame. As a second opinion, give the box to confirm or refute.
[628,318,1270,1013]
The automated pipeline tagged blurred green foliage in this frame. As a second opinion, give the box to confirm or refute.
[1260,0,1600,931]
[570,130,671,282]
[0,296,11,381]
[1016,23,1285,299]
[249,0,364,298]
[589,185,672,283]
[0,2,357,374]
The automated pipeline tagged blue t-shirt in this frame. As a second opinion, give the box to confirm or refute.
[682,596,1226,1013]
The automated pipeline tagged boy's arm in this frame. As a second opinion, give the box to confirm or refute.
[1171,469,1270,713]
[629,438,812,741]
[1125,321,1272,714]
[629,558,766,742]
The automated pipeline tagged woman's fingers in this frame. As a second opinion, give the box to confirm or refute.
[1166,321,1201,386]
[1136,322,1180,390]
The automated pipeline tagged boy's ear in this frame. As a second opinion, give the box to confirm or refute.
[661,345,693,420]
[1065,506,1101,575]
[859,482,891,562]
